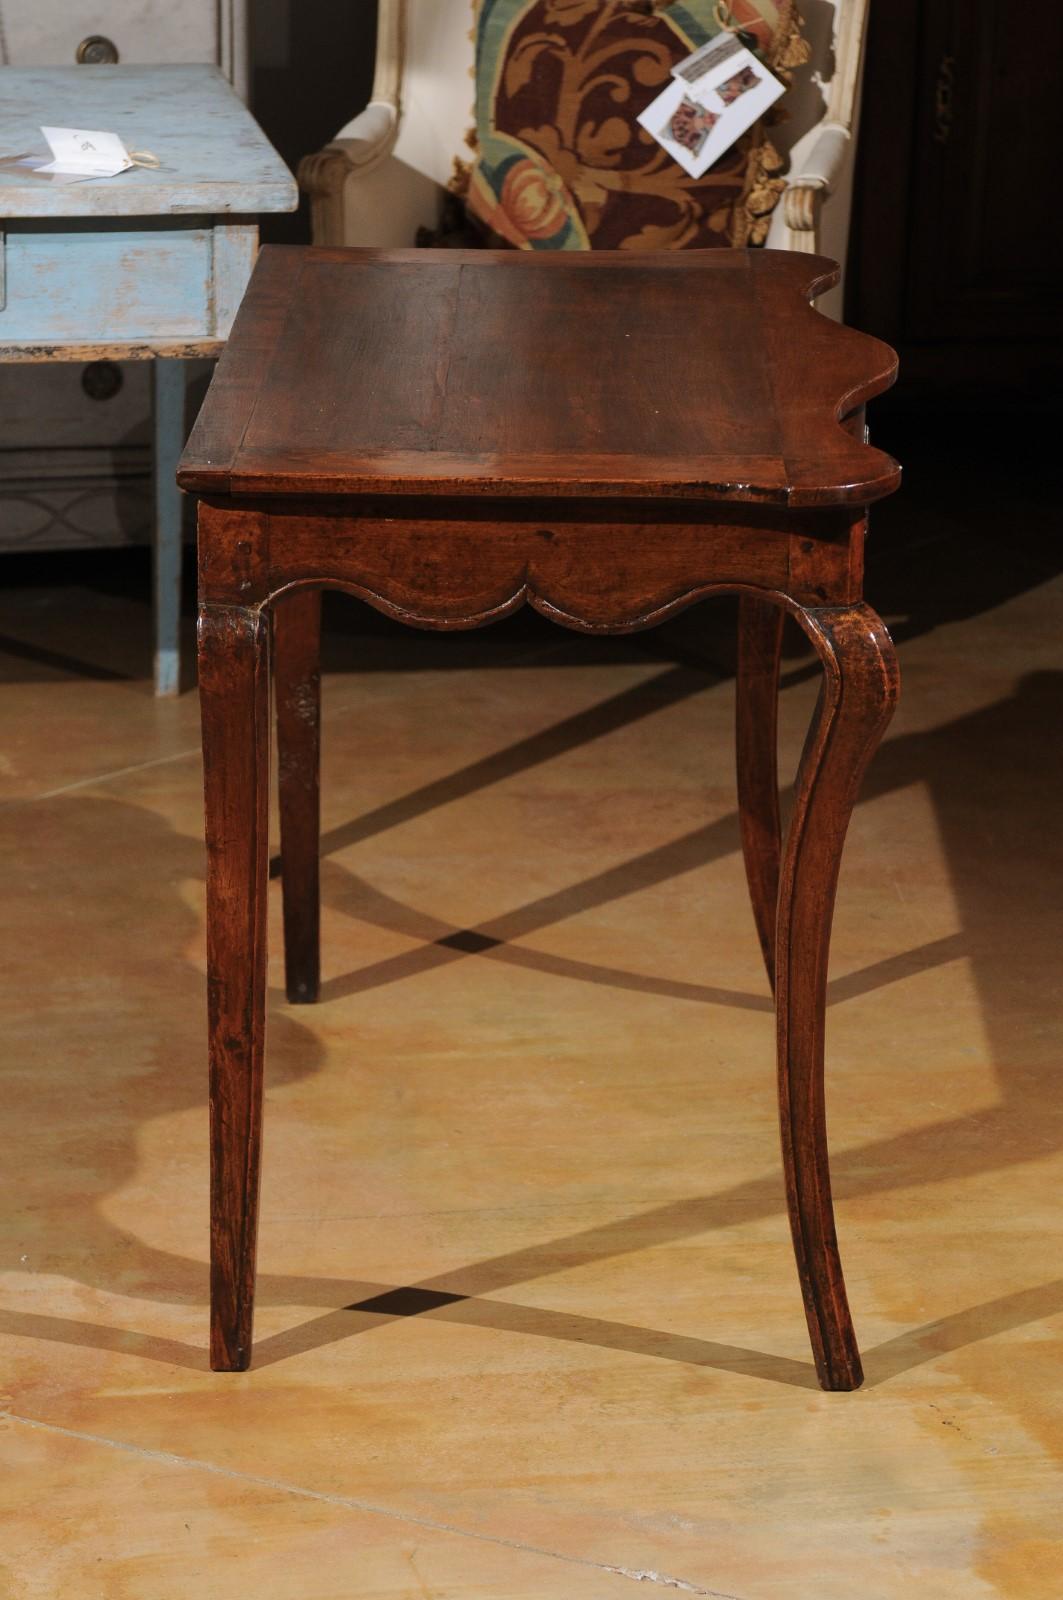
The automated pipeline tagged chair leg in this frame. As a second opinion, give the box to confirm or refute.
[736,594,784,991]
[199,603,271,1372]
[274,588,322,1004]
[777,602,899,1391]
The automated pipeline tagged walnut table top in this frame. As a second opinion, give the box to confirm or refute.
[178,245,900,508]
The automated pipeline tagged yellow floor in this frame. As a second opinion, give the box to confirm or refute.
[1,543,1061,1598]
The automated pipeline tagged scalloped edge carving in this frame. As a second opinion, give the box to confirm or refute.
[260,576,837,635]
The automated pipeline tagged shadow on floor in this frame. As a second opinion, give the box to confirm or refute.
[1,652,1061,1387]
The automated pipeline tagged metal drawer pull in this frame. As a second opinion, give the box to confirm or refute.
[76,35,119,64]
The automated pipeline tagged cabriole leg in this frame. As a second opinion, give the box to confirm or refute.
[199,603,271,1371]
[736,594,784,990]
[777,602,899,1390]
[274,588,322,1004]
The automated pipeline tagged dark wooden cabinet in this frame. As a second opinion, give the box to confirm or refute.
[847,0,1063,404]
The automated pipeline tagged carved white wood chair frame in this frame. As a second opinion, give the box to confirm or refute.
[299,0,870,306]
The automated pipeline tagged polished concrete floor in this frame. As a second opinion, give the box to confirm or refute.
[1,432,1061,1597]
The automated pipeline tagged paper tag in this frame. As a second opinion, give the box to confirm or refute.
[38,126,134,179]
[637,39,785,179]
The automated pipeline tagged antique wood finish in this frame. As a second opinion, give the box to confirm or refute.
[181,245,902,1389]
[179,247,899,507]
[274,587,322,1004]
[775,603,899,1390]
[736,596,785,990]
[197,566,271,1373]
[197,500,867,621]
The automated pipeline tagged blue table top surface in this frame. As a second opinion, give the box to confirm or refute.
[0,65,297,218]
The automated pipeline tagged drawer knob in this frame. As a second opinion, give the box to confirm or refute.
[82,361,124,401]
[76,35,120,64]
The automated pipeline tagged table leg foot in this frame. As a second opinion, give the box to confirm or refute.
[274,589,322,1004]
[736,594,784,991]
[777,602,899,1391]
[199,603,271,1372]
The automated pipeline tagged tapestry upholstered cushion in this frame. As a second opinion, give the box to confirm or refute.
[465,0,809,251]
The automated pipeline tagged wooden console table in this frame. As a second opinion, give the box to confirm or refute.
[0,65,296,693]
[178,245,902,1389]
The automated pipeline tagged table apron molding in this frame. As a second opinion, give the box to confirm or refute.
[196,504,867,625]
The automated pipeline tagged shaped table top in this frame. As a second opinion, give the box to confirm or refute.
[179,246,901,509]
[0,66,296,219]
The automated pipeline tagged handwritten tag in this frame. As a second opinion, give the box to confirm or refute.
[38,126,134,179]
[637,39,785,179]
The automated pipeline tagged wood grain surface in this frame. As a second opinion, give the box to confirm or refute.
[189,244,902,1389]
[179,246,900,507]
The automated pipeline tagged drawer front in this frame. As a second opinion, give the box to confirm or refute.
[0,360,151,453]
[2,2,248,99]
[0,219,212,346]
[2,5,223,73]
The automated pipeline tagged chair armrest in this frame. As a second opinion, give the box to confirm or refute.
[331,102,400,165]
[782,120,850,234]
[784,1,869,243]
[298,102,400,245]
[299,102,398,195]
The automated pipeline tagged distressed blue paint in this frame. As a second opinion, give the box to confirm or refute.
[1,219,213,343]
[153,358,186,697]
[0,63,295,692]
[0,65,297,219]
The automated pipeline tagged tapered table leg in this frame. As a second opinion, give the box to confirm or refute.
[776,602,899,1391]
[736,594,784,991]
[199,603,271,1371]
[274,588,322,1004]
[152,357,186,696]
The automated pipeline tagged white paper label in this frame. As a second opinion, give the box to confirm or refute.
[38,126,134,179]
[636,40,785,180]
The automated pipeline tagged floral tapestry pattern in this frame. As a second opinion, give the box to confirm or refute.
[466,0,808,252]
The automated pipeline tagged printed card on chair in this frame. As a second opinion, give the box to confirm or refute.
[637,36,785,179]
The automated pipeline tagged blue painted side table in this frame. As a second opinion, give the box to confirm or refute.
[0,65,297,693]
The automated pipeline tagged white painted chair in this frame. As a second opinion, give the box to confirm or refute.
[299,0,869,319]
